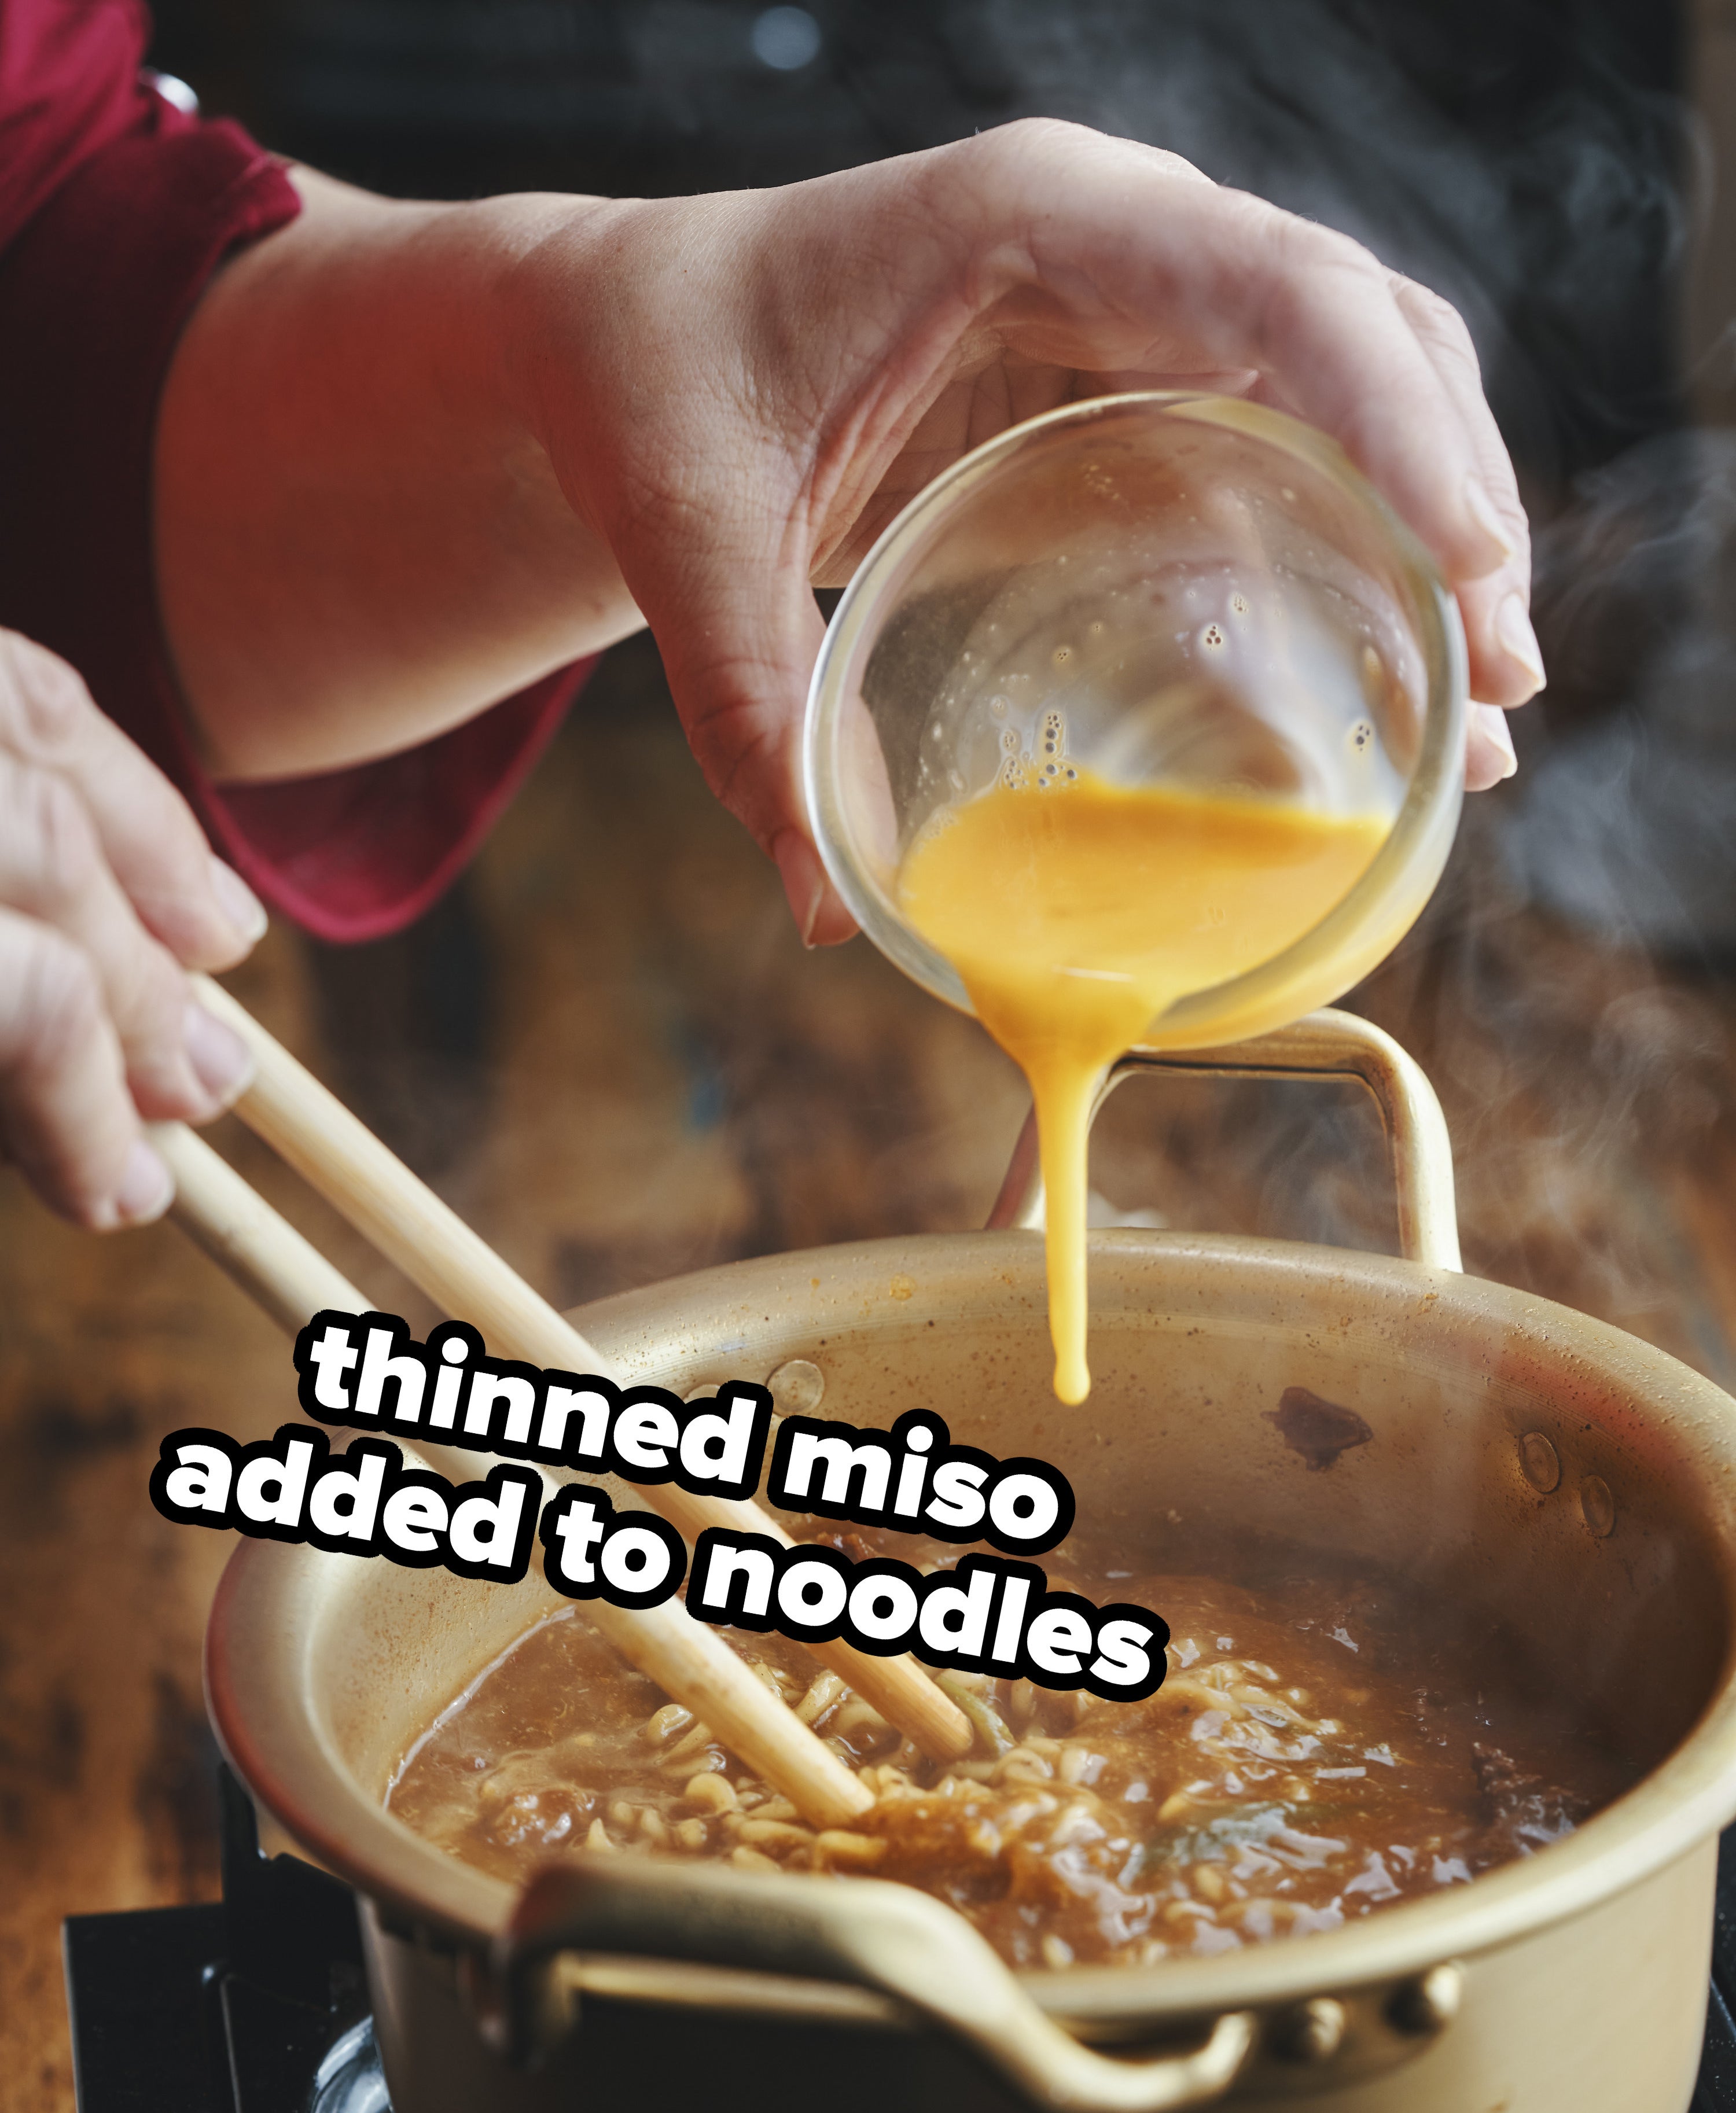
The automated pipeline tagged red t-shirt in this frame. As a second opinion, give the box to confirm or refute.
[0,0,587,941]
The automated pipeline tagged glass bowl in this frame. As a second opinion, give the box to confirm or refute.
[803,392,1466,1050]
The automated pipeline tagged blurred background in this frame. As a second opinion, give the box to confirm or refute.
[8,2,1736,2104]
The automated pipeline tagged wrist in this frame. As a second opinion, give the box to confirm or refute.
[483,192,636,507]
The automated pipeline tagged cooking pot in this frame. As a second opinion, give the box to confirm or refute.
[204,1011,1736,2113]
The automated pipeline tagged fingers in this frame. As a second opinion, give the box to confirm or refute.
[615,508,863,943]
[948,126,1535,608]
[631,539,858,945]
[1384,277,1542,712]
[774,830,858,947]
[0,631,262,1227]
[945,127,1542,778]
[0,631,267,967]
[0,909,173,1229]
[1465,702,1518,791]
[0,756,253,1124]
[1189,200,1518,586]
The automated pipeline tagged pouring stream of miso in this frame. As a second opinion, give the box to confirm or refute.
[898,760,1386,1404]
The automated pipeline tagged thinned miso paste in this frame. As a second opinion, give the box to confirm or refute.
[389,1533,1634,1971]
[896,769,1386,1405]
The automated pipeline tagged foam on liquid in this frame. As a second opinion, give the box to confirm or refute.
[898,768,1386,1404]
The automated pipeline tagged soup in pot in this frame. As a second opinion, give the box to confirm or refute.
[388,1533,1635,1971]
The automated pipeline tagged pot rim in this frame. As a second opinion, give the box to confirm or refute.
[207,1226,1736,2023]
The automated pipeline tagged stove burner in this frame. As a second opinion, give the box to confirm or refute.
[60,1770,1736,2111]
[310,2021,390,2113]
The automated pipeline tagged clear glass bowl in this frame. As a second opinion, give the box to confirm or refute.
[803,393,1467,1050]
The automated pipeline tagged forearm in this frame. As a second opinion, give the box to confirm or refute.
[153,168,641,782]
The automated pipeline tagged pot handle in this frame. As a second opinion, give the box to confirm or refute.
[985,1008,1461,1273]
[491,1855,1256,2111]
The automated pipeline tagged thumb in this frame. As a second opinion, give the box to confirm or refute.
[641,558,859,947]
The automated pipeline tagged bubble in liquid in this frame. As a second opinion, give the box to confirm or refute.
[1002,727,1021,753]
[1052,645,1073,668]
[1230,593,1250,616]
[1088,620,1105,636]
[1201,623,1226,650]
[990,694,1009,718]
[1348,720,1374,753]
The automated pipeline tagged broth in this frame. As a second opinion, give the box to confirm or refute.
[388,1535,1634,1970]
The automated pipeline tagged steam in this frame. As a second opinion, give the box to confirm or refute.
[1516,432,1736,953]
[281,5,1727,1379]
[940,0,1731,1370]
[920,0,1686,480]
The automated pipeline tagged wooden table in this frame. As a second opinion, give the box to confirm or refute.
[4,638,1734,2108]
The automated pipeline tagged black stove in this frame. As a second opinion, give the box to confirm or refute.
[62,1772,1736,2111]
[64,1770,385,2113]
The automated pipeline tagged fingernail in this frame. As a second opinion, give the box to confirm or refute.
[1463,476,1517,566]
[113,1138,174,1226]
[209,856,269,945]
[1474,701,1518,781]
[1495,593,1546,692]
[183,1002,254,1107]
[773,831,827,949]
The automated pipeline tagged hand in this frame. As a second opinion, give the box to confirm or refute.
[507,119,1538,941]
[0,631,267,1227]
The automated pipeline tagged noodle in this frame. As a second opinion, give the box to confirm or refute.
[388,1538,1636,1970]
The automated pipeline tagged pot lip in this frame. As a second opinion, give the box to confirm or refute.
[207,1226,1736,2021]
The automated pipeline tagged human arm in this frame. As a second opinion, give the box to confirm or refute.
[155,122,1538,945]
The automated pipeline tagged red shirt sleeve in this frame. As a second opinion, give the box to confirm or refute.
[0,0,588,943]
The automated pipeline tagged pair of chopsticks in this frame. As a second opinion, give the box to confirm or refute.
[152,976,972,1831]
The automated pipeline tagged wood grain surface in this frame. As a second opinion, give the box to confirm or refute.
[3,636,1735,2107]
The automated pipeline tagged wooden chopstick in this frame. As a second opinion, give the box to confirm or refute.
[151,1119,874,1831]
[192,975,973,1765]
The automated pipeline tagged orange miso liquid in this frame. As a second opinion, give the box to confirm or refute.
[898,772,1386,1404]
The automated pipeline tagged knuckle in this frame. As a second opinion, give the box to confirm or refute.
[676,683,789,839]
[111,930,192,1055]
[0,630,97,759]
[991,115,1098,154]
[1391,274,1481,361]
[0,761,99,910]
[1239,209,1380,354]
[0,922,104,1080]
[1285,214,1382,283]
[958,116,1103,186]
[1141,145,1212,186]
[963,117,1209,196]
